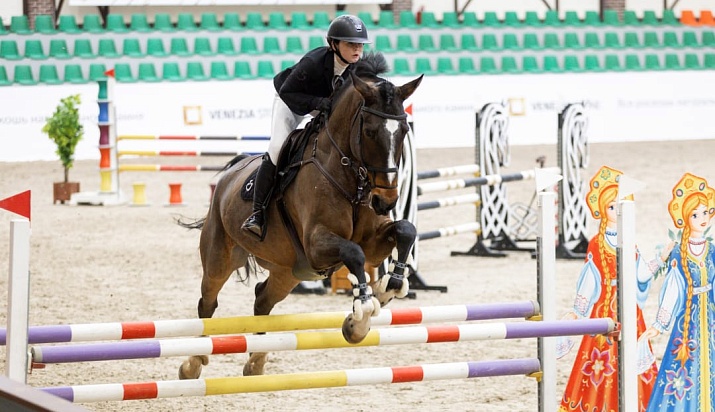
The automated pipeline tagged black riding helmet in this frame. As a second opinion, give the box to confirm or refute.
[327,15,371,44]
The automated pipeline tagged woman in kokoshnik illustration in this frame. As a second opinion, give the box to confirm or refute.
[640,172,715,411]
[558,165,662,412]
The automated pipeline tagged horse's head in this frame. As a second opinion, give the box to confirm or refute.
[331,54,421,215]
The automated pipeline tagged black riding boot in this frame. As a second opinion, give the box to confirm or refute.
[242,154,276,240]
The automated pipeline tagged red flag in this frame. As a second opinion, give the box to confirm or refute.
[405,103,413,116]
[0,190,31,221]
[105,68,115,78]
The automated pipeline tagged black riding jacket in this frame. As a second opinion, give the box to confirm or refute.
[273,46,353,116]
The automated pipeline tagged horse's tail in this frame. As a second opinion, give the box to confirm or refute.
[175,216,206,230]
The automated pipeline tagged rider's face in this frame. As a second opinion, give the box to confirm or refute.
[336,41,364,63]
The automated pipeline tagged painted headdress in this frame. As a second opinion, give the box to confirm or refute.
[668,172,715,228]
[586,165,623,219]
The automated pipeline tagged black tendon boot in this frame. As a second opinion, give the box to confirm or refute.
[241,154,277,240]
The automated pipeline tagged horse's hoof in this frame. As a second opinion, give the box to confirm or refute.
[178,355,209,380]
[243,353,268,376]
[341,314,370,344]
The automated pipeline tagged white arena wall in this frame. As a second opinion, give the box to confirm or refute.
[1,71,713,162]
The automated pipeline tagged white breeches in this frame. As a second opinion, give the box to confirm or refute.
[267,95,311,165]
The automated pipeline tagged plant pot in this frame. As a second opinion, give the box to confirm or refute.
[53,182,80,204]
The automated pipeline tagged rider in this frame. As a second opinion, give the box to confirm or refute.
[241,14,371,239]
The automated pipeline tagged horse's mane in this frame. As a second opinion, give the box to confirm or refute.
[333,52,395,105]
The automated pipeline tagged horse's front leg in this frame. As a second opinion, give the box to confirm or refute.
[338,240,382,344]
[375,219,416,305]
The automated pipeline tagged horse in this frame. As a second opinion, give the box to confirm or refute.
[177,52,423,379]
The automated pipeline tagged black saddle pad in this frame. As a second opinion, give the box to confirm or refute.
[240,167,259,201]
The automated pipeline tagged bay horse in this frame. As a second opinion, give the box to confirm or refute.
[177,52,422,379]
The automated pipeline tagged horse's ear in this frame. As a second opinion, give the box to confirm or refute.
[350,71,378,101]
[396,75,423,101]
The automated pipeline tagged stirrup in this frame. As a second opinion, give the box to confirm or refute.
[242,212,264,239]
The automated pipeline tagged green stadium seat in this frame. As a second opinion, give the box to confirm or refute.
[703,32,715,47]
[624,32,642,48]
[542,55,562,72]
[704,53,715,69]
[114,63,136,82]
[35,15,57,34]
[106,14,129,33]
[643,31,662,48]
[82,15,104,33]
[240,37,259,54]
[357,12,375,28]
[256,60,275,78]
[0,17,7,35]
[245,13,265,31]
[684,53,702,70]
[10,16,32,34]
[268,12,289,30]
[661,9,678,25]
[583,11,601,25]
[460,33,478,51]
[414,58,435,75]
[501,56,520,73]
[420,11,440,28]
[200,13,221,31]
[39,64,62,84]
[312,12,331,29]
[603,10,621,25]
[481,33,499,50]
[193,37,214,56]
[391,58,411,75]
[563,55,582,72]
[604,32,623,48]
[604,54,623,71]
[398,11,418,28]
[524,11,541,26]
[210,61,231,80]
[441,12,460,28]
[217,37,237,55]
[418,34,437,52]
[63,64,86,84]
[396,34,416,52]
[624,54,643,70]
[462,12,479,27]
[438,34,458,51]
[234,61,252,79]
[186,62,208,81]
[458,57,477,74]
[0,66,11,86]
[24,40,47,59]
[162,62,183,81]
[377,10,396,28]
[564,11,582,26]
[522,56,541,73]
[280,59,294,71]
[436,57,457,75]
[122,38,144,57]
[154,13,175,32]
[130,14,152,32]
[146,38,167,57]
[682,31,700,48]
[502,33,520,50]
[664,53,682,70]
[88,63,108,81]
[584,55,604,71]
[374,35,394,52]
[263,36,282,54]
[644,54,662,70]
[284,36,303,54]
[523,33,542,50]
[623,10,640,25]
[564,32,582,49]
[223,13,242,31]
[584,32,603,49]
[290,12,310,30]
[58,15,81,33]
[482,11,499,26]
[138,62,160,82]
[49,39,71,59]
[543,10,561,26]
[543,33,562,49]
[0,40,21,60]
[479,57,497,73]
[13,65,36,85]
[503,11,521,26]
[662,31,681,48]
[170,38,190,56]
[177,13,198,31]
[308,36,324,50]
[641,11,659,25]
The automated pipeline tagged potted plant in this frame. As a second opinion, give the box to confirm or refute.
[42,94,84,204]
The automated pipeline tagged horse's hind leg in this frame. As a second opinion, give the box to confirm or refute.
[243,267,299,376]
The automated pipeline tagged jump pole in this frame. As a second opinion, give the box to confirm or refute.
[30,319,615,364]
[41,358,541,403]
[1,301,540,345]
